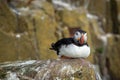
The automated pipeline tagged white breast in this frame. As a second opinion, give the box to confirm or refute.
[59,44,90,58]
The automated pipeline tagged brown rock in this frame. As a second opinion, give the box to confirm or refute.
[0,59,96,80]
[0,0,58,62]
[0,0,28,33]
[18,0,58,59]
[0,30,38,62]
[0,0,16,33]
[105,35,120,80]
[35,59,96,80]
[31,10,58,59]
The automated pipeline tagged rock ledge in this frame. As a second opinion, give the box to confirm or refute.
[0,59,96,80]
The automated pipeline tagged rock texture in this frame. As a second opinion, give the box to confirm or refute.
[0,0,120,80]
[89,0,120,34]
[105,35,120,80]
[0,30,38,62]
[0,59,96,80]
[0,0,96,62]
[0,0,58,62]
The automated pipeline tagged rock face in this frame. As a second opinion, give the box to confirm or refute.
[0,0,96,62]
[0,59,96,80]
[0,0,58,62]
[105,35,120,80]
[89,0,120,34]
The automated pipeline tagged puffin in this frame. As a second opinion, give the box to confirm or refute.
[50,30,90,59]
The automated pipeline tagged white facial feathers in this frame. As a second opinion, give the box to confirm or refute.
[74,31,81,40]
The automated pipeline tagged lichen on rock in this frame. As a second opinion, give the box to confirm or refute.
[35,59,96,80]
[0,59,96,80]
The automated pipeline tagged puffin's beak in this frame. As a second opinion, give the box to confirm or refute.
[79,34,84,44]
[77,38,80,41]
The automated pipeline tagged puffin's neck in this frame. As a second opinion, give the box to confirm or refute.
[73,38,78,43]
[73,39,79,46]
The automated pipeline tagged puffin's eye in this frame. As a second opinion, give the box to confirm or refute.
[76,32,78,35]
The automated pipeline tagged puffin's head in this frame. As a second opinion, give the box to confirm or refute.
[73,30,87,44]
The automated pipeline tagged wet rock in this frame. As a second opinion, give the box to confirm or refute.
[0,59,96,80]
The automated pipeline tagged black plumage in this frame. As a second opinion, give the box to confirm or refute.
[50,38,74,55]
[50,37,88,55]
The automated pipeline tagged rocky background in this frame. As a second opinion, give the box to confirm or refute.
[0,0,120,80]
[0,59,98,80]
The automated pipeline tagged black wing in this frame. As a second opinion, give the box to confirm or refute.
[54,38,74,47]
[50,38,74,55]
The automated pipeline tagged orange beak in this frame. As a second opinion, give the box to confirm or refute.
[79,35,84,44]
